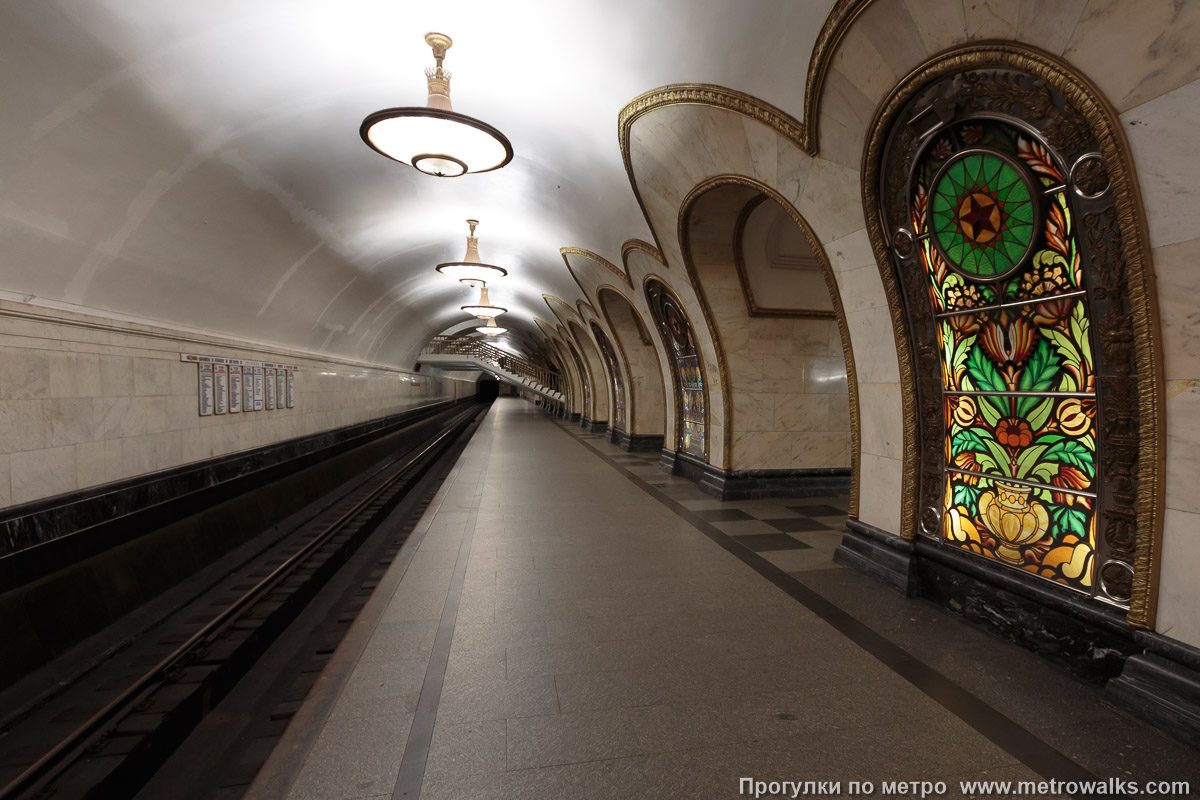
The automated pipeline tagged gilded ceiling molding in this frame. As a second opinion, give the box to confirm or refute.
[561,247,633,289]
[621,239,668,273]
[576,299,599,320]
[542,293,583,322]
[732,195,838,320]
[643,274,709,464]
[862,41,1163,628]
[804,0,875,156]
[618,87,810,263]
[677,174,862,513]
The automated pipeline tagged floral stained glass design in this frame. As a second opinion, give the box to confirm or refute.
[912,119,1098,592]
[591,322,626,431]
[647,281,706,459]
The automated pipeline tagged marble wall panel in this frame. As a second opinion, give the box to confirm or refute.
[1065,0,1200,112]
[857,452,904,533]
[844,305,901,385]
[10,444,76,505]
[824,229,876,277]
[1152,238,1200,381]
[1014,0,1088,55]
[963,0,1020,40]
[1157,507,1200,648]
[856,0,928,79]
[0,309,462,508]
[792,431,851,469]
[1164,379,1200,517]
[858,382,903,460]
[732,430,792,469]
[774,394,834,433]
[831,24,897,106]
[1122,78,1200,250]
[733,391,774,433]
[903,0,967,55]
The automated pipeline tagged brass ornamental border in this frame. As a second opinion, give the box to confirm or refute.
[678,174,862,513]
[644,274,710,463]
[562,247,633,289]
[860,41,1164,628]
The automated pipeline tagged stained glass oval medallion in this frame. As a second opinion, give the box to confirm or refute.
[928,149,1040,282]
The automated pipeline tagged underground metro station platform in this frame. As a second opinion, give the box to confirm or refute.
[2,1,1200,798]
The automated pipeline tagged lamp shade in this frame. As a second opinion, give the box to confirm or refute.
[477,317,507,336]
[436,219,508,282]
[360,33,512,177]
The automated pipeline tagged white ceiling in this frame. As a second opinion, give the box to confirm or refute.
[23,0,834,360]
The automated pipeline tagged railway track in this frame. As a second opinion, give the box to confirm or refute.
[0,403,484,800]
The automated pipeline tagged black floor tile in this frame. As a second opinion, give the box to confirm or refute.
[693,509,756,522]
[762,517,833,533]
[732,533,812,552]
[786,504,848,517]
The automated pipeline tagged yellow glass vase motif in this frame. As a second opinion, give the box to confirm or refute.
[978,482,1049,565]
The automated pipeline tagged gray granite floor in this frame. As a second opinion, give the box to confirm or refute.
[250,398,1200,800]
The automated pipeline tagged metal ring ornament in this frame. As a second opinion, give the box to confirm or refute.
[1069,152,1110,200]
[1099,559,1134,602]
[893,227,916,260]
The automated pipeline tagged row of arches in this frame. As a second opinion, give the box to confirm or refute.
[530,15,1185,645]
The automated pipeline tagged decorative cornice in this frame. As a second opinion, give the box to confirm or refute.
[561,247,633,289]
[542,293,583,322]
[621,239,668,269]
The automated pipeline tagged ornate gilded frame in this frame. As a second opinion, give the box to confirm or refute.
[862,42,1163,628]
[644,274,711,462]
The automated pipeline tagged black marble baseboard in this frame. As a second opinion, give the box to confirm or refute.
[834,520,918,597]
[840,522,1195,690]
[584,419,608,434]
[605,426,619,444]
[568,412,581,422]
[658,448,677,474]
[612,430,665,452]
[1107,653,1200,748]
[663,452,851,500]
[0,399,466,593]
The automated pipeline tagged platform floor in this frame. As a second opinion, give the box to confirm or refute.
[248,398,1199,800]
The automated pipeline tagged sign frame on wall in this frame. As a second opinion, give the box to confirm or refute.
[181,353,298,418]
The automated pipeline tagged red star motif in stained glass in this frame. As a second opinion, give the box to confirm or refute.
[957,191,1003,245]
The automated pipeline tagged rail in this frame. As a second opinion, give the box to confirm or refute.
[0,407,480,800]
[422,336,559,393]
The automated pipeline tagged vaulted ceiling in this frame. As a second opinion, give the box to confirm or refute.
[2,0,834,365]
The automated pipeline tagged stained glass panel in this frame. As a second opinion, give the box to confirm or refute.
[647,281,706,459]
[591,322,626,431]
[912,119,1099,592]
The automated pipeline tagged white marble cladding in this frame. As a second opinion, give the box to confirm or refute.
[0,302,464,508]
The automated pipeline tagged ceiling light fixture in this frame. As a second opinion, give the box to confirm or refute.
[360,33,513,177]
[477,317,507,336]
[462,285,507,319]
[436,220,508,284]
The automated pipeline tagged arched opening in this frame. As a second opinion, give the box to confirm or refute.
[568,321,610,432]
[598,287,668,452]
[645,277,709,464]
[589,320,627,435]
[678,178,858,500]
[860,44,1163,635]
